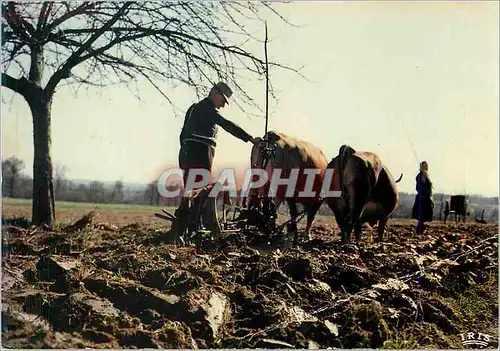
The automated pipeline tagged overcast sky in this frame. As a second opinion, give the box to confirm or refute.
[2,1,499,196]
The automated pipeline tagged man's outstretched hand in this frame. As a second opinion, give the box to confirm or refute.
[250,137,263,145]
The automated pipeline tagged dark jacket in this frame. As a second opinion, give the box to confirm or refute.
[415,171,432,198]
[179,97,252,148]
[411,171,434,222]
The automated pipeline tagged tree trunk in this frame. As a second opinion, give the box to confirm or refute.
[30,93,55,226]
[9,174,16,198]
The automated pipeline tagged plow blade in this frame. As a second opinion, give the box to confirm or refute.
[154,213,175,222]
[162,208,177,220]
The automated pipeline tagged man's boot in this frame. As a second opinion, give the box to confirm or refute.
[170,200,189,244]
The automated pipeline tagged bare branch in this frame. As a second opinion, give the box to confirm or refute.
[2,2,34,44]
[260,1,301,28]
[44,2,133,96]
[45,2,96,34]
[36,2,53,33]
[1,73,28,95]
[59,26,269,66]
[3,1,305,118]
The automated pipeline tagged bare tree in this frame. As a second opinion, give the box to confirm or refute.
[87,180,105,203]
[54,163,68,197]
[144,180,160,206]
[1,1,299,226]
[111,180,124,203]
[2,156,25,197]
[18,176,34,199]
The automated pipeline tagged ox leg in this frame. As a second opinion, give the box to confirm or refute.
[360,201,386,242]
[303,202,321,241]
[342,186,368,245]
[354,220,363,244]
[334,196,351,244]
[327,199,344,237]
[340,196,354,245]
[377,217,388,242]
[287,200,299,245]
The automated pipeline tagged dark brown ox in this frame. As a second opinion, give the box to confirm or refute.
[326,144,403,245]
[250,131,335,244]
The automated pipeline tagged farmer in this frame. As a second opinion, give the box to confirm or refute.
[411,161,434,234]
[171,81,261,239]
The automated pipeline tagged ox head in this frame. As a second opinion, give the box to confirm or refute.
[247,133,279,204]
[250,133,279,168]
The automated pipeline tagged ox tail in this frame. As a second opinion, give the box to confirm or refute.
[395,173,403,183]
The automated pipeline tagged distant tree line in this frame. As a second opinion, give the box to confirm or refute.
[314,193,498,223]
[2,156,498,222]
[2,156,180,207]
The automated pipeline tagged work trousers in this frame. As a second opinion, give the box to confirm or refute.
[178,141,215,187]
[172,141,215,239]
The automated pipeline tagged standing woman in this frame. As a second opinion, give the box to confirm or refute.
[412,161,434,233]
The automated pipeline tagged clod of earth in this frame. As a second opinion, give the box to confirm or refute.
[188,290,230,345]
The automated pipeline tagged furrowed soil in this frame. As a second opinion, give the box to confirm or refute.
[1,213,498,349]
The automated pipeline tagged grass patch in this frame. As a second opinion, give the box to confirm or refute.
[420,271,498,348]
[381,329,419,349]
[426,272,497,326]
[384,271,498,350]
[457,273,498,324]
[458,290,492,321]
[2,197,175,213]
[382,322,461,349]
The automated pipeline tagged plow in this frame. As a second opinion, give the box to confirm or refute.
[154,136,307,246]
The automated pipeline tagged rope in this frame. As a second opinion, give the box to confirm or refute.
[401,118,420,164]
